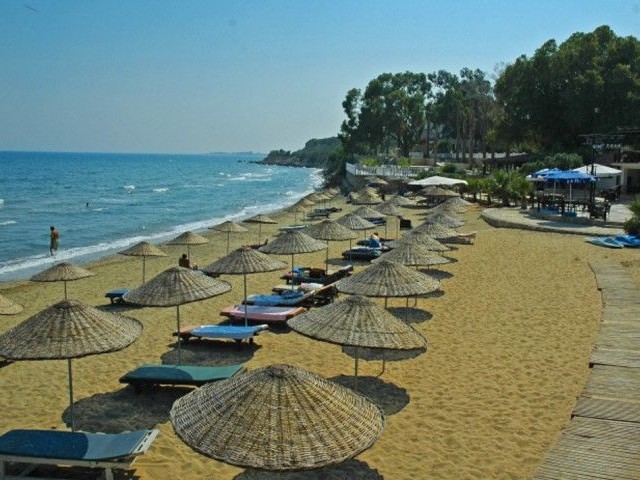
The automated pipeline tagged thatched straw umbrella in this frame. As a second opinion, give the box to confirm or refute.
[393,230,451,252]
[372,242,452,268]
[123,267,231,364]
[202,247,287,326]
[209,221,248,254]
[289,295,426,386]
[304,220,358,269]
[0,300,142,430]
[422,212,464,228]
[119,241,167,284]
[259,231,327,287]
[0,293,23,315]
[387,195,416,207]
[412,221,460,240]
[335,259,440,308]
[335,213,377,248]
[167,230,209,259]
[170,364,384,471]
[244,214,278,246]
[30,262,95,300]
[374,201,402,239]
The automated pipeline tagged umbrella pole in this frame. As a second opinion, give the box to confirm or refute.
[291,254,295,290]
[243,273,248,327]
[142,256,146,284]
[354,348,359,392]
[380,350,386,376]
[325,247,329,271]
[396,216,399,239]
[187,245,191,259]
[64,281,68,300]
[257,223,262,246]
[67,358,75,431]
[226,233,230,254]
[176,305,182,365]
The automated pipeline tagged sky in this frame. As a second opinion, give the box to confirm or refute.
[0,1,638,155]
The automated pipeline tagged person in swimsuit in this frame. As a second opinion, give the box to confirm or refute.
[49,226,60,256]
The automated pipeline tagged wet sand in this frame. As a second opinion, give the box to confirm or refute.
[1,194,638,480]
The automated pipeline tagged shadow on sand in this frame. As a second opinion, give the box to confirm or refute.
[330,374,410,416]
[235,459,383,480]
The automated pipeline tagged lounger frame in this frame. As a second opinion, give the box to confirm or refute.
[0,429,158,480]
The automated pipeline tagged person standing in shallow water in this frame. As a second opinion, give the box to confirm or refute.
[49,226,59,256]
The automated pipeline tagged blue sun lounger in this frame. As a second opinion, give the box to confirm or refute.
[176,324,269,343]
[0,428,158,480]
[104,289,129,304]
[119,363,244,392]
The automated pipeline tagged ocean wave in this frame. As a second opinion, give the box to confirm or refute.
[0,220,17,226]
[123,184,136,191]
[0,199,4,205]
[153,188,169,193]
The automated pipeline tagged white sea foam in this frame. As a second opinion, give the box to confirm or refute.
[0,199,4,205]
[123,184,136,191]
[0,220,16,226]
[153,188,169,193]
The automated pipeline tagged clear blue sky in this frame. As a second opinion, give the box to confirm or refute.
[1,0,637,154]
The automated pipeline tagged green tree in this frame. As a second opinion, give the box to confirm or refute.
[340,72,431,156]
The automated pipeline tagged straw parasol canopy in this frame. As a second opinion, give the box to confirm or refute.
[202,247,287,326]
[304,220,358,268]
[387,195,416,207]
[259,231,327,285]
[170,364,385,471]
[335,213,377,232]
[413,221,460,240]
[209,220,249,254]
[421,186,460,198]
[0,299,142,430]
[287,204,308,224]
[289,295,427,383]
[352,205,386,220]
[422,212,464,228]
[167,231,209,258]
[0,293,23,315]
[430,196,471,213]
[31,262,95,300]
[294,198,315,208]
[123,267,231,363]
[336,259,440,307]
[119,241,167,284]
[244,214,278,246]
[374,202,402,238]
[372,242,452,267]
[394,230,451,252]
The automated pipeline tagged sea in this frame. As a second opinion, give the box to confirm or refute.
[0,151,323,282]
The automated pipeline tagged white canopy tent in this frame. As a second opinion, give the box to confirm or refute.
[408,175,468,187]
[573,163,621,191]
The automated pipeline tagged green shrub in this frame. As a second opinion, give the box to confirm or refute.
[624,217,640,235]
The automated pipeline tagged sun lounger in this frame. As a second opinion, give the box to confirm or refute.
[175,324,268,343]
[342,247,382,261]
[615,234,640,247]
[104,289,129,304]
[282,264,353,285]
[220,305,306,323]
[443,232,477,244]
[0,428,158,480]
[119,363,244,392]
[586,236,625,248]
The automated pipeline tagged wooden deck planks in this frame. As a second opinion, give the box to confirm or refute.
[533,264,640,479]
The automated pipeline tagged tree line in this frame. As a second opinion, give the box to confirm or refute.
[325,25,640,186]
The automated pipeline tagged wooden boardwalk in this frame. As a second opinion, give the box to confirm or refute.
[532,263,640,480]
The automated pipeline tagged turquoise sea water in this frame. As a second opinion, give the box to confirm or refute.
[0,151,322,282]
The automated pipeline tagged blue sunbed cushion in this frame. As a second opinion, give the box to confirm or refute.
[105,289,129,298]
[120,364,243,386]
[191,325,266,340]
[251,290,304,306]
[615,234,640,247]
[0,429,155,461]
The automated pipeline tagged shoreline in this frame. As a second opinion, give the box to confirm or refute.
[2,193,640,478]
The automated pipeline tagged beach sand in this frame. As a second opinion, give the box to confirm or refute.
[0,195,637,480]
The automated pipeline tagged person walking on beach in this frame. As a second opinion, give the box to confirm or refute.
[49,226,59,256]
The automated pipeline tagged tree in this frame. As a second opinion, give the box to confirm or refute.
[339,72,431,156]
[494,26,640,151]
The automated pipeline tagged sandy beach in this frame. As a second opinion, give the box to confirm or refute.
[1,193,637,480]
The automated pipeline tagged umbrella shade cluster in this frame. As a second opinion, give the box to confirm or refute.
[259,231,327,283]
[0,300,143,430]
[422,212,464,228]
[244,214,278,246]
[391,231,450,251]
[304,220,357,268]
[372,243,452,267]
[170,364,385,471]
